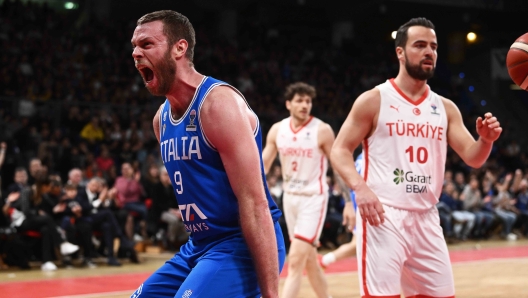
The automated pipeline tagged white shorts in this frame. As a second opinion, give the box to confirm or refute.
[356,205,455,298]
[283,192,328,246]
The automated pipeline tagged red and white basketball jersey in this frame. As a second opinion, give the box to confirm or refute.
[276,116,328,196]
[364,79,448,211]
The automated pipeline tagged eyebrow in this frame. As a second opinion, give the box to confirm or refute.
[131,37,151,47]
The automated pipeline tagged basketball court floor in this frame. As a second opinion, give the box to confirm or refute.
[2,239,527,298]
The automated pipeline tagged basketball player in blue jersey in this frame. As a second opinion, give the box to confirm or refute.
[130,10,285,298]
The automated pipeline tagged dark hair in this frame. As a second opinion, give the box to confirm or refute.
[32,174,51,205]
[137,10,196,62]
[395,17,435,49]
[14,167,27,173]
[284,82,316,102]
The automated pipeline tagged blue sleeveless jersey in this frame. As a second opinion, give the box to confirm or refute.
[158,76,281,243]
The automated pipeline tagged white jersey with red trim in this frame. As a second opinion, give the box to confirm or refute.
[364,79,448,211]
[276,116,328,196]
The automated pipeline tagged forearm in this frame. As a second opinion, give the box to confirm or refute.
[240,201,279,298]
[331,147,364,191]
[462,138,493,168]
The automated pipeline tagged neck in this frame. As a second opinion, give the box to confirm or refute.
[291,116,311,129]
[166,66,204,118]
[394,72,428,102]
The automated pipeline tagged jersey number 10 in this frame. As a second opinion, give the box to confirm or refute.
[405,146,428,164]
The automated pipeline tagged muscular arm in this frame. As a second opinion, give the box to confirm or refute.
[262,123,280,175]
[331,89,378,191]
[444,98,502,168]
[331,89,384,226]
[201,86,279,298]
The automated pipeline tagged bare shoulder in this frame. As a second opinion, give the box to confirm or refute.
[353,88,381,111]
[318,120,335,137]
[267,121,282,139]
[201,85,245,114]
[440,96,461,119]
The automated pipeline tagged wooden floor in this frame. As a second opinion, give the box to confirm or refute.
[1,239,528,298]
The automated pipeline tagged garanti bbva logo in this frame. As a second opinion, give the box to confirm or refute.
[392,168,432,193]
[393,168,405,184]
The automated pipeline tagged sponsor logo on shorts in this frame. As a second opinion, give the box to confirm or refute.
[130,284,143,298]
[182,289,193,298]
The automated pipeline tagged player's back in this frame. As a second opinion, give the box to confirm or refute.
[276,116,328,196]
[365,79,447,211]
[158,76,281,243]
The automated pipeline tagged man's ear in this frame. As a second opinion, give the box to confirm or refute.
[172,39,188,59]
[396,46,404,61]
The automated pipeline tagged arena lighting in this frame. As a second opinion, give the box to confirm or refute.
[467,32,477,43]
[64,2,77,9]
[391,31,397,39]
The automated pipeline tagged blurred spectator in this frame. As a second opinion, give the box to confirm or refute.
[490,173,518,240]
[6,167,28,196]
[2,176,79,271]
[27,157,42,185]
[513,178,528,236]
[80,116,104,144]
[439,181,475,241]
[67,168,86,190]
[140,163,160,201]
[112,162,147,241]
[460,175,494,239]
[147,167,187,250]
[76,178,131,266]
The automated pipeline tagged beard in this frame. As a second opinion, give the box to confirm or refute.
[146,49,176,96]
[404,53,435,81]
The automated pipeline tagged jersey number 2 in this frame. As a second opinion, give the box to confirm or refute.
[405,146,428,164]
[292,161,298,171]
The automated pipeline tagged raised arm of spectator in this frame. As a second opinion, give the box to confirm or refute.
[511,169,523,193]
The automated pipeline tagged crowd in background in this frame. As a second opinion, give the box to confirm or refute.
[1,0,528,271]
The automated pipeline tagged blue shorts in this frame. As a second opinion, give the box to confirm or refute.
[131,221,286,298]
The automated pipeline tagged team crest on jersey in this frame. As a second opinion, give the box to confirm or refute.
[305,132,310,139]
[431,104,440,115]
[162,124,166,136]
[163,111,167,121]
[413,108,421,115]
[186,109,197,131]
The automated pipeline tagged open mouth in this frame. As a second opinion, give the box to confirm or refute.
[138,66,154,83]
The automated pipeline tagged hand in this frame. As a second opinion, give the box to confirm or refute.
[53,203,66,213]
[355,183,385,227]
[476,113,502,143]
[134,171,141,181]
[505,173,513,181]
[0,142,6,150]
[515,169,523,177]
[6,192,20,203]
